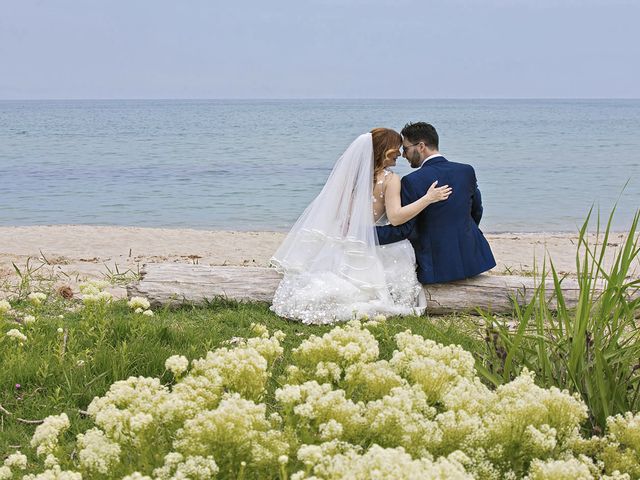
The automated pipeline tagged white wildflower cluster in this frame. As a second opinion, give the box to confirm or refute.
[79,280,110,294]
[191,346,267,400]
[127,296,150,310]
[24,314,36,324]
[364,385,439,456]
[87,376,170,445]
[315,361,342,383]
[76,427,122,474]
[6,328,27,343]
[174,393,288,468]
[153,452,219,479]
[162,368,224,422]
[289,320,379,383]
[525,455,601,479]
[22,465,83,480]
[293,443,473,479]
[28,291,47,306]
[233,324,285,366]
[22,321,640,479]
[80,280,113,305]
[480,370,588,465]
[127,296,153,316]
[4,451,28,470]
[188,333,284,400]
[246,333,285,365]
[0,299,12,314]
[121,474,153,480]
[390,330,476,403]
[165,354,189,377]
[343,360,405,401]
[363,313,387,328]
[30,413,70,457]
[606,411,640,453]
[276,381,366,442]
[1,451,28,480]
[250,322,269,337]
[603,473,634,480]
[573,411,640,478]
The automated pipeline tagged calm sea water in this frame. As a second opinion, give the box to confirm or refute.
[0,99,638,232]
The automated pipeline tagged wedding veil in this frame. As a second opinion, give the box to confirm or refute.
[271,133,388,295]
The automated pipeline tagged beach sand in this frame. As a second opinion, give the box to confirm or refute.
[0,226,632,299]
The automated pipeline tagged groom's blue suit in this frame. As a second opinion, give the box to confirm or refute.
[376,156,496,284]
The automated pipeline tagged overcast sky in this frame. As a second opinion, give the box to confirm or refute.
[2,0,639,99]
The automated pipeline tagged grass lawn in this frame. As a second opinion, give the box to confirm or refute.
[1,294,485,459]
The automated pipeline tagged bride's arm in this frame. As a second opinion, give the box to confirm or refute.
[384,174,452,226]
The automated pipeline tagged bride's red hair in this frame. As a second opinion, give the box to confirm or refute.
[370,128,402,184]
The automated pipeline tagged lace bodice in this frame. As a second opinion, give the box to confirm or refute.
[372,168,393,223]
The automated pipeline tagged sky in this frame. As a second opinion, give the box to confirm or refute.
[2,0,639,99]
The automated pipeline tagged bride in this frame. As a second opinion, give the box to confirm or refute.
[270,129,451,324]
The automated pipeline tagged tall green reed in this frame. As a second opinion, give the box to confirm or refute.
[479,206,640,433]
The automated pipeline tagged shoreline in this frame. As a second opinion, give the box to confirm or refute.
[0,222,626,236]
[0,225,633,299]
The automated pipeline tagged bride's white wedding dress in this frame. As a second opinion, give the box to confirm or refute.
[270,133,426,325]
[271,230,426,325]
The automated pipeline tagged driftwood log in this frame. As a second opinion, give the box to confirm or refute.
[126,263,616,315]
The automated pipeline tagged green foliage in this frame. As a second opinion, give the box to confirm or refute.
[0,312,609,479]
[2,203,639,479]
[0,291,479,471]
[477,206,640,433]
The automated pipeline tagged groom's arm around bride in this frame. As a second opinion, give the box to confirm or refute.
[376,122,496,284]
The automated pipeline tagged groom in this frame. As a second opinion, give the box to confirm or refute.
[376,122,496,284]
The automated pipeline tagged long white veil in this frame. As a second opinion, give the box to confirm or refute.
[271,133,388,295]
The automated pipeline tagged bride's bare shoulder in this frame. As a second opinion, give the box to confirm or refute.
[386,170,401,185]
[380,171,401,197]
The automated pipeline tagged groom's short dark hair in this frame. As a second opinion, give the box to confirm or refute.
[401,122,439,149]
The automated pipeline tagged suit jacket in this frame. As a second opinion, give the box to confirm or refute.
[376,156,496,284]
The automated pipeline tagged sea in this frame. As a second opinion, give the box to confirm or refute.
[0,99,638,233]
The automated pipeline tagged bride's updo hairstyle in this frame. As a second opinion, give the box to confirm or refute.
[370,128,402,184]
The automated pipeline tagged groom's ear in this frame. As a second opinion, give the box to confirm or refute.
[422,143,435,154]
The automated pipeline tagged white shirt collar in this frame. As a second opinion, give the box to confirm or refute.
[419,153,443,168]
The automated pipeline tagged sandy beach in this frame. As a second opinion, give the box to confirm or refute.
[0,226,633,299]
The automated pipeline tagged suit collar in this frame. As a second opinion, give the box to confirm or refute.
[420,155,446,168]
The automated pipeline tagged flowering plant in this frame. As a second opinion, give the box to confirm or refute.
[17,320,640,479]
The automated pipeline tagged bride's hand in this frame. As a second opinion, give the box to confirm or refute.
[425,180,452,204]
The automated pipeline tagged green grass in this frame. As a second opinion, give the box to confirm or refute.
[0,296,484,460]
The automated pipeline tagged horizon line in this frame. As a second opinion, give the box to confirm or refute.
[2,96,640,101]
